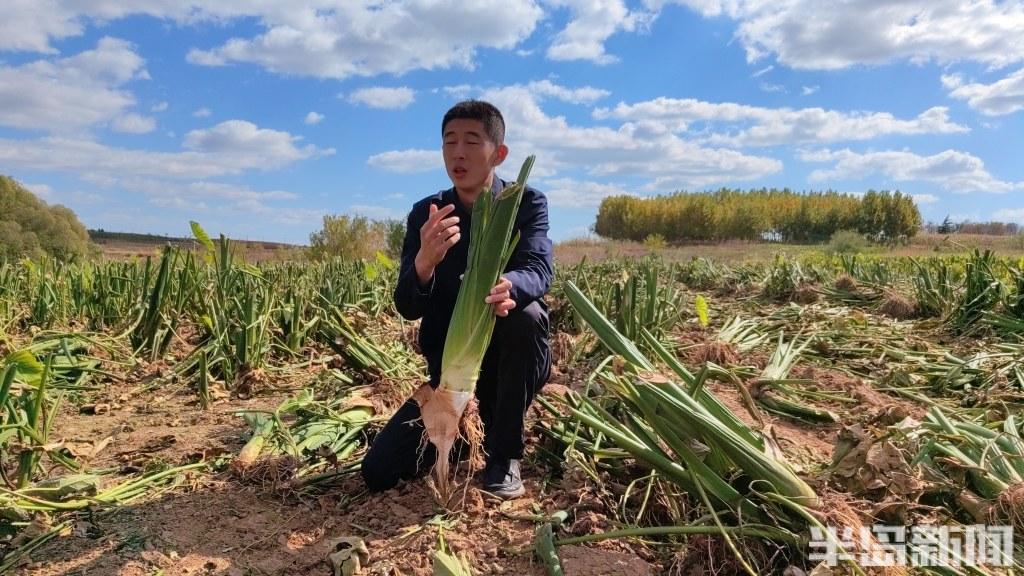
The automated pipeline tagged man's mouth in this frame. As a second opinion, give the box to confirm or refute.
[453,167,467,177]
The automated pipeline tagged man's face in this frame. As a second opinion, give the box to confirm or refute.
[442,118,507,199]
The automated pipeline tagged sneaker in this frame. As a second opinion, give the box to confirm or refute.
[482,458,525,499]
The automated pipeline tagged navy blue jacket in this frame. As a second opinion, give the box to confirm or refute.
[394,178,554,383]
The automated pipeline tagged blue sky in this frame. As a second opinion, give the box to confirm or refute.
[1,1,1023,245]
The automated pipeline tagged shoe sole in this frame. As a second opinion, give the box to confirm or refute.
[485,485,526,499]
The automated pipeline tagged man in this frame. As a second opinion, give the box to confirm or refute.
[361,100,553,499]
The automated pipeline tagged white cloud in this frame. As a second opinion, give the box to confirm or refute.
[0,121,331,181]
[0,1,260,53]
[994,208,1024,223]
[21,181,104,207]
[80,173,118,187]
[596,98,967,147]
[67,190,106,205]
[347,87,416,110]
[650,1,1024,71]
[545,0,645,64]
[943,68,1024,116]
[23,182,54,201]
[112,113,156,134]
[100,178,322,226]
[441,80,609,105]
[527,80,609,105]
[304,111,324,125]
[942,74,963,89]
[150,195,207,211]
[193,107,212,118]
[180,181,296,201]
[0,37,146,133]
[802,86,819,96]
[7,0,1024,82]
[802,148,1022,194]
[367,149,439,173]
[186,1,543,79]
[372,82,782,189]
[481,84,782,190]
[151,101,169,112]
[183,120,328,169]
[540,177,636,208]
[5,1,551,80]
[441,84,475,99]
[0,0,85,53]
[912,193,939,205]
[751,64,773,78]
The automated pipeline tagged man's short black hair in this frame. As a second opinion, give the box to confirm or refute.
[442,100,505,146]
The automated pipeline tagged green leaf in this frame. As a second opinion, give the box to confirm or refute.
[433,532,473,576]
[375,251,396,271]
[0,428,17,445]
[695,294,709,328]
[535,523,564,576]
[296,432,335,452]
[190,221,216,265]
[364,263,379,281]
[190,221,215,253]
[23,474,101,501]
[4,349,44,385]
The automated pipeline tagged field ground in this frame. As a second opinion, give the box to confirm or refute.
[94,231,1024,265]
[3,244,1024,575]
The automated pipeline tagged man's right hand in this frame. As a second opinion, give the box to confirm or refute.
[415,203,460,286]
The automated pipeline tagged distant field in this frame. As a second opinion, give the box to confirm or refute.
[90,230,304,262]
[91,229,1023,264]
[553,232,1024,265]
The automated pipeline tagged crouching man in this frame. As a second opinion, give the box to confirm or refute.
[361,100,552,499]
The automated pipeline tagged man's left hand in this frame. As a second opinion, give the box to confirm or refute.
[485,276,516,317]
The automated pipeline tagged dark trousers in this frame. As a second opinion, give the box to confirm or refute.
[361,300,551,492]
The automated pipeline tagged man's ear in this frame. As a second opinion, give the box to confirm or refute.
[493,143,509,167]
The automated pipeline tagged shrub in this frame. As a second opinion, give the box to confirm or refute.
[308,215,410,262]
[0,176,93,261]
[643,233,666,249]
[827,230,871,254]
[308,215,384,261]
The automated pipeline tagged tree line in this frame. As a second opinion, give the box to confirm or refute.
[594,188,923,243]
[927,217,1020,236]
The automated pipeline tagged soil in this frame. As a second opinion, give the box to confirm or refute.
[5,312,968,576]
[11,364,651,576]
[705,380,836,470]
